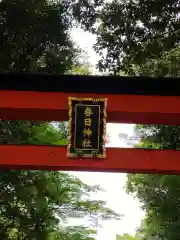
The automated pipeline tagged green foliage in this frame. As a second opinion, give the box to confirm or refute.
[0,0,70,72]
[134,46,180,77]
[126,123,180,240]
[0,121,67,145]
[68,65,92,75]
[0,0,103,73]
[0,120,120,239]
[0,0,122,238]
[67,48,93,75]
[116,233,142,240]
[124,33,180,239]
[89,1,180,239]
[47,226,97,240]
[93,0,180,74]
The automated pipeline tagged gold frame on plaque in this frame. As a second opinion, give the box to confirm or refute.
[67,97,107,158]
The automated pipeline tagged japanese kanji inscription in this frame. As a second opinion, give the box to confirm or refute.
[67,97,107,158]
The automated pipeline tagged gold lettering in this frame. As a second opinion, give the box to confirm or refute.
[83,128,92,137]
[84,107,93,117]
[82,139,92,148]
[84,118,91,127]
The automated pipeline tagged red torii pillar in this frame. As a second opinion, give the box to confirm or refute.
[1,72,180,174]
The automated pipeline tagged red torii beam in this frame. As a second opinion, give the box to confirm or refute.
[1,71,180,173]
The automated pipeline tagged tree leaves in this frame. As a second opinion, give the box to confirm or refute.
[127,123,180,239]
[0,0,103,73]
[116,233,142,240]
[93,0,180,74]
[0,121,120,239]
[125,45,180,239]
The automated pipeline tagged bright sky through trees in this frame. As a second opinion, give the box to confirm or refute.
[68,27,145,233]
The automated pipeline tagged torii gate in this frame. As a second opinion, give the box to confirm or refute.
[1,71,180,174]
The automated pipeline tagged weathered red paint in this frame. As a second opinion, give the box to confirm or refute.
[1,90,180,125]
[1,145,180,174]
[1,89,180,173]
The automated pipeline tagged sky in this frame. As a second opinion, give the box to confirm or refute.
[70,27,145,239]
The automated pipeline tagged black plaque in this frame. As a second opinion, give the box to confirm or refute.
[67,97,107,158]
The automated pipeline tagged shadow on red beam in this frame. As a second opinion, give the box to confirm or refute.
[2,90,180,125]
[1,145,180,174]
[2,108,180,125]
